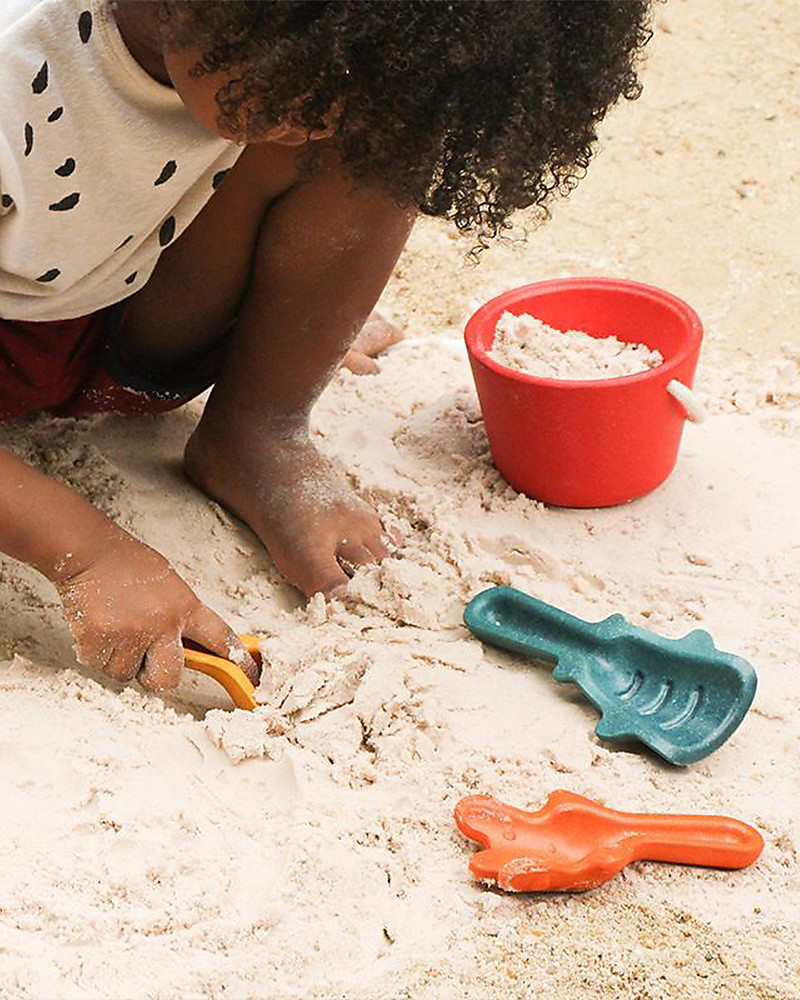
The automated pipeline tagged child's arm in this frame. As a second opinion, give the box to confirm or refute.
[0,443,256,688]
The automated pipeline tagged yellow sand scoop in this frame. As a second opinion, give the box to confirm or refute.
[182,634,263,711]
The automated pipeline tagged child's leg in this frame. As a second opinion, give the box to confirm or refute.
[118,141,414,597]
[116,142,296,372]
[117,143,401,381]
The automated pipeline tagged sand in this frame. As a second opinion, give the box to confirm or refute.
[489,311,663,379]
[1,1,798,997]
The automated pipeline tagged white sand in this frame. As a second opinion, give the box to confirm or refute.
[489,311,663,380]
[0,338,798,999]
[1,1,799,997]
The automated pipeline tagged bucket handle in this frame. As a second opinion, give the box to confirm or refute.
[667,380,707,424]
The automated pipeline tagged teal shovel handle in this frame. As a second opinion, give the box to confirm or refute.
[463,586,598,664]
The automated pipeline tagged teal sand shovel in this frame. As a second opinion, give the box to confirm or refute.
[464,586,757,766]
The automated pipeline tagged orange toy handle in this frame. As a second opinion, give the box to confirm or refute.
[182,634,262,711]
[616,810,764,869]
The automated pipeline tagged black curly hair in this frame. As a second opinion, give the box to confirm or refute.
[157,0,653,243]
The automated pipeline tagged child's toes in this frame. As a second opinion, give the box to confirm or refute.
[280,543,349,599]
[357,311,404,354]
[338,539,377,574]
[341,349,379,375]
[383,526,403,550]
[365,532,391,562]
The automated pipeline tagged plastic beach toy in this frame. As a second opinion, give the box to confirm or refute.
[464,586,757,766]
[183,635,263,710]
[454,792,764,892]
[464,277,706,507]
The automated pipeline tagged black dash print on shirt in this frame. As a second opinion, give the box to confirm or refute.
[78,10,92,43]
[49,192,80,212]
[211,169,230,190]
[48,106,64,122]
[36,268,61,282]
[32,61,49,94]
[24,123,34,156]
[115,234,134,251]
[159,215,176,246]
[154,160,177,186]
[1,194,12,209]
[125,271,138,285]
[54,157,76,177]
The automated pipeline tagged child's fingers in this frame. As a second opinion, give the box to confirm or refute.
[225,634,261,685]
[183,605,259,681]
[137,634,185,692]
[104,638,150,682]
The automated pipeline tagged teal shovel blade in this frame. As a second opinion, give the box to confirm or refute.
[464,586,757,766]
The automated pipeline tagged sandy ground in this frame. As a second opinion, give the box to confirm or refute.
[0,1,798,997]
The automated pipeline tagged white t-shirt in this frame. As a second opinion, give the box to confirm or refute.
[0,0,244,322]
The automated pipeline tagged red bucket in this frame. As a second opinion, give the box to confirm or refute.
[464,277,704,507]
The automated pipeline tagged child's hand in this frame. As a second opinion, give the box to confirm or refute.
[55,531,258,692]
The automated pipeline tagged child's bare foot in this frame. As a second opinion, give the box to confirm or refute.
[341,310,403,375]
[184,416,391,598]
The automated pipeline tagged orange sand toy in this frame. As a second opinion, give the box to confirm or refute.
[182,635,263,711]
[455,792,763,892]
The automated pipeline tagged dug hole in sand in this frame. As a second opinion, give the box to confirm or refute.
[0,1,798,997]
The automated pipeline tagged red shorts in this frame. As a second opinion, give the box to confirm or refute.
[0,303,223,422]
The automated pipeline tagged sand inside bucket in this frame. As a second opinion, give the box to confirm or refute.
[489,311,664,380]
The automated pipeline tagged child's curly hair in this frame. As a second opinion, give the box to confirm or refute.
[158,0,652,242]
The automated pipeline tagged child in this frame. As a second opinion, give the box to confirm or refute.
[0,0,652,692]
